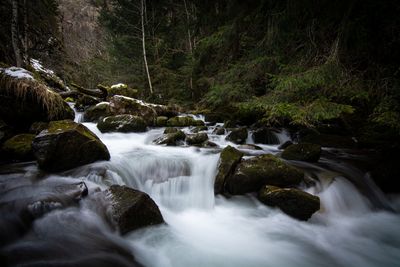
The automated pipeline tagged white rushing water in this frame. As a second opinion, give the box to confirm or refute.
[70,122,400,267]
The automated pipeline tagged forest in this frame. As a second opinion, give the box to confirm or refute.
[1,1,400,267]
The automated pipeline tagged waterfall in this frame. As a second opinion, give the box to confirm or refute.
[1,116,400,267]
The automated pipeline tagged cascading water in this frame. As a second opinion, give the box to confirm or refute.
[1,117,400,267]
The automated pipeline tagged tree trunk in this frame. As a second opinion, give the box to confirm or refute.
[22,0,28,64]
[11,0,22,67]
[141,0,153,95]
[183,0,194,98]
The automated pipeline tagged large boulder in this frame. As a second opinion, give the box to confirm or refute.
[108,95,157,124]
[97,115,147,133]
[281,143,322,162]
[166,116,204,127]
[154,130,186,146]
[84,102,111,122]
[226,154,303,195]
[32,120,110,172]
[258,185,320,220]
[1,134,35,161]
[0,68,74,130]
[252,127,280,144]
[214,146,243,194]
[106,185,164,234]
[107,83,139,98]
[155,116,168,127]
[186,133,208,145]
[226,127,248,144]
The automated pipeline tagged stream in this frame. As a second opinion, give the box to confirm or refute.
[1,115,400,267]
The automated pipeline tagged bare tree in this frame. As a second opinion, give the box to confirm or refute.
[141,0,153,94]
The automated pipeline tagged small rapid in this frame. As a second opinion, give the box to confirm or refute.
[1,117,400,267]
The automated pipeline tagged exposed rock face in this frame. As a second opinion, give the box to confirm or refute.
[214,146,244,194]
[1,134,35,161]
[252,127,280,144]
[84,102,111,122]
[281,143,322,162]
[166,116,205,127]
[32,120,110,172]
[186,133,208,145]
[154,130,186,146]
[226,154,303,195]
[106,185,164,234]
[226,128,248,144]
[258,185,320,220]
[97,115,147,133]
[108,95,157,125]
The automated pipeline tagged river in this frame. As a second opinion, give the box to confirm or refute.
[1,116,400,267]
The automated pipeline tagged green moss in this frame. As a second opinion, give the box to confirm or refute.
[226,154,303,194]
[258,185,320,221]
[155,116,168,127]
[214,145,244,194]
[1,134,35,160]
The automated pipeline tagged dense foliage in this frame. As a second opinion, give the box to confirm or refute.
[1,0,399,144]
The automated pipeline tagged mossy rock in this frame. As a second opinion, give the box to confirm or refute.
[192,125,208,133]
[202,140,218,148]
[281,143,322,162]
[213,127,225,135]
[29,121,48,134]
[214,145,244,194]
[155,116,168,127]
[226,127,248,144]
[108,95,157,124]
[154,130,186,146]
[97,115,147,133]
[252,127,280,145]
[0,73,75,130]
[64,97,74,102]
[32,120,110,172]
[164,127,179,134]
[75,95,100,111]
[186,133,208,145]
[1,134,35,161]
[226,154,303,195]
[166,116,205,127]
[258,185,320,221]
[84,102,111,122]
[107,84,139,99]
[106,185,164,234]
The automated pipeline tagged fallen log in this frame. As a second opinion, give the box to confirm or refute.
[70,83,107,99]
